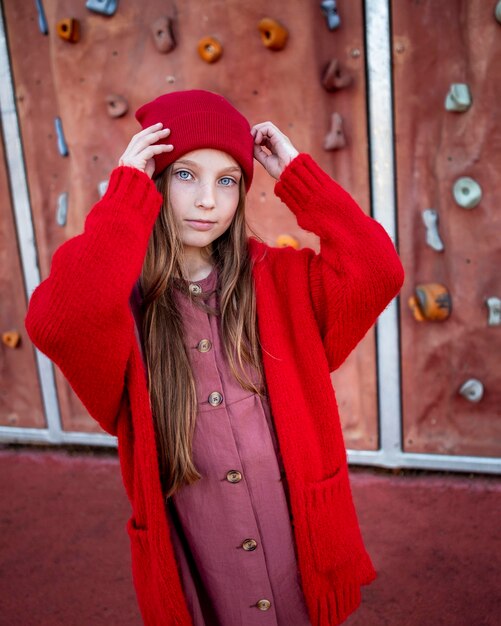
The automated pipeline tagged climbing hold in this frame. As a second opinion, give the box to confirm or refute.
[422,209,444,252]
[323,112,346,150]
[408,283,451,322]
[35,0,48,35]
[495,1,501,23]
[54,117,69,156]
[257,18,289,51]
[485,296,501,326]
[2,330,21,349]
[197,36,223,63]
[276,234,300,249]
[151,16,176,53]
[452,176,482,209]
[56,18,80,43]
[98,179,109,198]
[105,94,128,118]
[458,379,484,403]
[85,0,118,16]
[56,192,68,226]
[321,58,353,91]
[320,0,341,30]
[445,83,472,112]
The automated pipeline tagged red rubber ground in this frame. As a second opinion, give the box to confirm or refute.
[0,447,499,626]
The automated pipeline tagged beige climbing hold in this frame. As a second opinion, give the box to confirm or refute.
[323,112,346,150]
[105,94,128,118]
[198,36,223,63]
[56,18,80,43]
[258,18,289,50]
[2,330,21,348]
[276,234,299,249]
[151,16,176,53]
[321,58,353,91]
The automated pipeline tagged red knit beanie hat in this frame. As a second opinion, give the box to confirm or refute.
[135,89,254,191]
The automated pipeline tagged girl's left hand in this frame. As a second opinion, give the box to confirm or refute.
[251,121,299,181]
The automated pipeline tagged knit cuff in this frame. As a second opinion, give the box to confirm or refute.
[99,165,164,225]
[273,153,340,217]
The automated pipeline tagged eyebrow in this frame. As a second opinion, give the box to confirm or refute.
[174,159,241,174]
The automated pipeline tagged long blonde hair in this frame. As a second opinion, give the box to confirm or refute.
[140,163,266,498]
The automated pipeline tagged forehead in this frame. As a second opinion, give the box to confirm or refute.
[174,148,239,169]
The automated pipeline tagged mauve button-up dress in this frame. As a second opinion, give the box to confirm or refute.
[163,265,311,626]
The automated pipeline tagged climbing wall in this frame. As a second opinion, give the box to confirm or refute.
[3,1,377,447]
[0,123,46,429]
[393,0,501,456]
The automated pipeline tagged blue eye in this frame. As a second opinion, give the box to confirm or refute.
[176,170,192,180]
[220,176,235,186]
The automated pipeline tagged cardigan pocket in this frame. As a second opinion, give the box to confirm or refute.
[303,462,366,574]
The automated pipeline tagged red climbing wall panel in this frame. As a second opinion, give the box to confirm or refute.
[393,0,501,456]
[4,0,376,447]
[0,129,46,429]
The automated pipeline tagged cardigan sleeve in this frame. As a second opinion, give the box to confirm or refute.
[274,153,405,372]
[24,165,163,435]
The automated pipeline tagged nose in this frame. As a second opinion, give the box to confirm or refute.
[195,180,216,210]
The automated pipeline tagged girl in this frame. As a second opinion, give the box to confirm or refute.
[25,89,405,626]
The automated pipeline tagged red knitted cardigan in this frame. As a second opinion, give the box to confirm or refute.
[25,153,405,625]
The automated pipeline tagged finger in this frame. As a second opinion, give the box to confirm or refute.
[141,144,174,160]
[253,143,269,166]
[133,128,171,153]
[136,122,164,136]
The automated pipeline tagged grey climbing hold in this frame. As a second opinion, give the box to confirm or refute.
[452,176,482,209]
[445,83,472,112]
[35,0,48,35]
[485,296,501,326]
[458,379,484,403]
[56,192,68,226]
[495,1,501,23]
[54,117,69,156]
[86,0,118,16]
[320,0,341,30]
[98,179,109,198]
[422,209,444,251]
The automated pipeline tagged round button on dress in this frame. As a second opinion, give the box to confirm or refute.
[256,599,272,611]
[242,538,258,551]
[226,470,242,483]
[189,283,202,295]
[208,391,223,406]
[197,338,212,352]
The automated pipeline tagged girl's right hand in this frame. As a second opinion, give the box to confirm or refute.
[117,123,174,179]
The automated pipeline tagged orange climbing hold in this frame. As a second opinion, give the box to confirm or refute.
[258,18,289,51]
[276,234,300,249]
[197,36,223,63]
[408,283,451,322]
[2,330,21,348]
[56,18,80,43]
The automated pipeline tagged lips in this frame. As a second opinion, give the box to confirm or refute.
[185,219,216,231]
